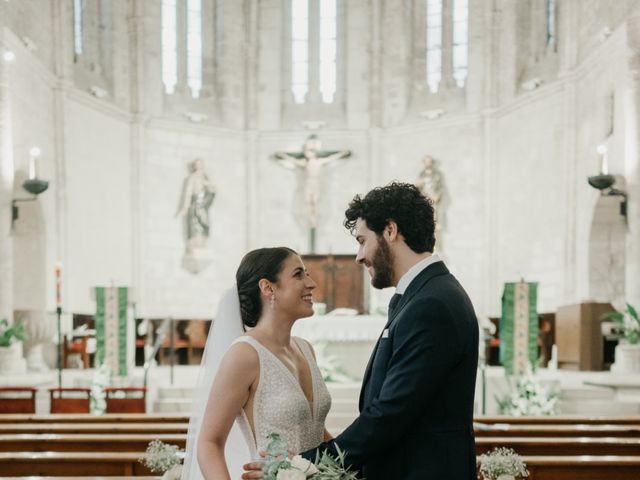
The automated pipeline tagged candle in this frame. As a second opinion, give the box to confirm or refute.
[55,262,62,309]
[597,144,608,175]
[29,147,40,180]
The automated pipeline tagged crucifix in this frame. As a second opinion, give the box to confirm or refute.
[273,135,351,252]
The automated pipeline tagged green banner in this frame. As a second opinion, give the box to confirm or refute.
[95,287,128,376]
[500,282,538,375]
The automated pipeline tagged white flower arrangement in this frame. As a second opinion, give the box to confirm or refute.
[90,363,111,415]
[496,366,558,416]
[139,439,184,477]
[262,433,359,480]
[478,447,529,480]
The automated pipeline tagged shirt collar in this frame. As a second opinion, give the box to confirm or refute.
[395,254,441,295]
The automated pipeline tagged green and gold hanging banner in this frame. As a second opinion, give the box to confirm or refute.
[95,287,128,376]
[500,282,538,375]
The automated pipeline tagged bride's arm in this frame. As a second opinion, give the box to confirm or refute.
[323,429,333,441]
[197,343,258,480]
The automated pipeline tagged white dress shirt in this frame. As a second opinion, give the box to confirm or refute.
[395,254,442,295]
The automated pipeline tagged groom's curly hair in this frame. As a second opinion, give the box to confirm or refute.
[236,247,297,328]
[344,182,435,253]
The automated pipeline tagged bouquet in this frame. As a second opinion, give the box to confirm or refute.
[262,433,360,480]
[478,447,529,480]
[496,365,558,416]
[139,439,184,479]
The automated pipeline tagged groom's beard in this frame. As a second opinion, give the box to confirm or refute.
[371,235,394,289]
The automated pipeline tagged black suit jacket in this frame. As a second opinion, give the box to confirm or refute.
[303,261,479,479]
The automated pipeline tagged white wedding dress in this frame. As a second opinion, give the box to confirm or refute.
[233,336,332,456]
[182,287,331,480]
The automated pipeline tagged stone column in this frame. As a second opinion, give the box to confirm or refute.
[625,10,640,308]
[0,0,14,324]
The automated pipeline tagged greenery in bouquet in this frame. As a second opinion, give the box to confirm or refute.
[263,432,360,480]
[478,447,529,480]
[139,439,184,474]
[496,365,558,416]
[0,318,26,347]
[604,303,640,344]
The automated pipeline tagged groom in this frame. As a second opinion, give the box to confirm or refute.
[245,182,479,479]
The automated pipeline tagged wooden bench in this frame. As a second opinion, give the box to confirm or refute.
[49,388,91,414]
[0,413,189,423]
[0,433,186,452]
[0,422,188,434]
[521,455,640,480]
[0,387,37,414]
[0,451,154,476]
[474,422,640,438]
[475,415,640,425]
[476,436,640,456]
[105,387,147,414]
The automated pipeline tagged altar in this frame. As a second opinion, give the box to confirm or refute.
[292,313,386,380]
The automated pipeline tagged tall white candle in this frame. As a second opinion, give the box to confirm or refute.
[29,147,40,180]
[597,144,608,175]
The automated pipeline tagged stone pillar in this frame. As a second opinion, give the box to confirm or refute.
[625,10,640,308]
[0,0,14,324]
[440,0,456,89]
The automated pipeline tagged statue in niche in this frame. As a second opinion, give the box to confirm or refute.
[177,158,216,256]
[416,155,444,232]
[273,135,351,252]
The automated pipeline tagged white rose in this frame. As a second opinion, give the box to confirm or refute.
[276,468,306,480]
[290,455,319,476]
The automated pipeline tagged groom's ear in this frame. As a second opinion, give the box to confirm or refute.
[385,220,399,242]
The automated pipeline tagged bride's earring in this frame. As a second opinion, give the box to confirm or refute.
[269,294,276,309]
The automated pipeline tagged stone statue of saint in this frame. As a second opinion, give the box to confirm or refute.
[416,155,444,231]
[177,158,216,253]
[273,135,351,229]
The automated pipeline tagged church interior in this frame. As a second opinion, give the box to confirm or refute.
[1,0,640,478]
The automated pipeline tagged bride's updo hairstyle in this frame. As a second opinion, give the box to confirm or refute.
[236,247,297,328]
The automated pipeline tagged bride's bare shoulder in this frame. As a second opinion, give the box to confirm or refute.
[220,339,259,372]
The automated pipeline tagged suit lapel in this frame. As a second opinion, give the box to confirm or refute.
[359,261,450,409]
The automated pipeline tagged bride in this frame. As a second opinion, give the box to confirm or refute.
[182,247,333,479]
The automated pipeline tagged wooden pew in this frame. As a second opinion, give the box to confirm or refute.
[0,422,188,434]
[0,452,154,476]
[474,422,640,438]
[0,433,186,452]
[522,455,640,480]
[476,415,640,425]
[0,413,189,423]
[476,437,640,456]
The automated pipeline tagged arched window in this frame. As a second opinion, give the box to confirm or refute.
[162,0,178,95]
[291,0,309,103]
[162,0,203,99]
[452,0,468,88]
[426,0,442,93]
[73,0,83,56]
[425,0,468,93]
[290,0,339,104]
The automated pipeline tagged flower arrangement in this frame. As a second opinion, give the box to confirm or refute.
[90,363,111,415]
[478,447,529,480]
[496,366,558,416]
[0,318,26,347]
[604,303,640,344]
[139,440,184,479]
[262,433,360,480]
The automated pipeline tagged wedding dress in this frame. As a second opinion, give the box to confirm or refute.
[182,287,331,479]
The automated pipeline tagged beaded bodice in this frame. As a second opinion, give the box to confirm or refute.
[233,335,331,456]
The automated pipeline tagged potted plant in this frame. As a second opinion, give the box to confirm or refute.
[478,447,529,480]
[0,318,27,375]
[605,303,640,373]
